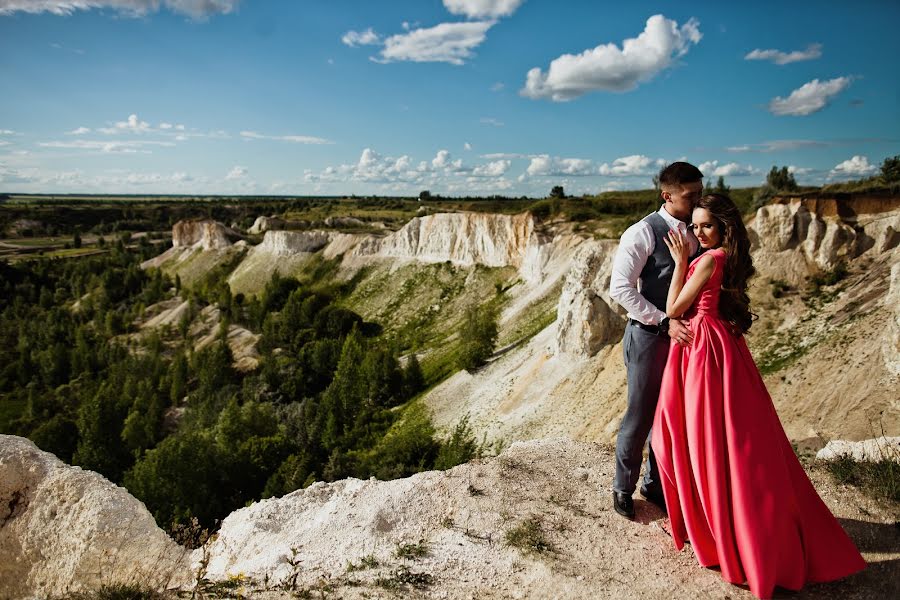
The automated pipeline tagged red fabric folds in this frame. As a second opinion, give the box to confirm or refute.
[651,248,866,599]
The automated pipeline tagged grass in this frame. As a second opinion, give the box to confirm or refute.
[55,583,167,600]
[504,514,556,555]
[394,539,429,559]
[345,554,380,572]
[374,566,435,591]
[826,455,899,504]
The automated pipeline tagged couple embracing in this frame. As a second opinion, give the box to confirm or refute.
[608,162,866,599]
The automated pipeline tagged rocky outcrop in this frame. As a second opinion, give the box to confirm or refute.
[816,436,900,462]
[255,230,332,256]
[172,219,239,250]
[248,216,287,235]
[0,436,189,599]
[885,261,900,376]
[554,240,624,357]
[351,212,535,269]
[748,201,900,285]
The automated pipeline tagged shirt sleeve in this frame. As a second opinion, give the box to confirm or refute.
[609,221,668,325]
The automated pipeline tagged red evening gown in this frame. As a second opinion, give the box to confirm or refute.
[651,247,866,599]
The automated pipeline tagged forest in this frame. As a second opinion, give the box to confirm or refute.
[0,236,481,539]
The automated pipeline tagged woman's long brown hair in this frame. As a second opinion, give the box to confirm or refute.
[695,193,757,334]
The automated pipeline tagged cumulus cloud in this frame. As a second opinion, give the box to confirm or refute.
[239,130,331,144]
[0,0,240,19]
[341,28,381,47]
[745,43,822,65]
[442,0,523,19]
[377,21,495,65]
[521,14,701,101]
[471,159,510,177]
[829,155,876,178]
[464,142,472,151]
[225,165,248,180]
[768,77,850,116]
[114,113,150,133]
[526,155,595,176]
[598,154,664,177]
[697,160,757,177]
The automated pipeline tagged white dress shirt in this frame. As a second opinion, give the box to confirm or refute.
[609,205,699,325]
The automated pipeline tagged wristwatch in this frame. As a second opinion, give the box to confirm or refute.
[658,317,671,336]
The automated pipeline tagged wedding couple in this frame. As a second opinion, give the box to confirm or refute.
[608,162,866,599]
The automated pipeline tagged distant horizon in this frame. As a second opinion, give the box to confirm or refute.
[2,1,899,196]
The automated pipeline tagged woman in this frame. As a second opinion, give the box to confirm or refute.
[651,194,866,599]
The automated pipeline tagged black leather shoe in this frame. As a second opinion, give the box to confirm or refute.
[640,486,667,512]
[613,492,635,519]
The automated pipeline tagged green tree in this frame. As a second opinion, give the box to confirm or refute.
[549,185,565,199]
[765,166,798,192]
[434,414,481,470]
[456,302,500,371]
[402,353,425,399]
[714,176,731,194]
[73,230,82,249]
[881,155,900,183]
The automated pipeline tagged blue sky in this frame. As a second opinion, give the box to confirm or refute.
[1,0,898,196]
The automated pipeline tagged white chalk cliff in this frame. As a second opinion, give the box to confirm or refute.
[0,436,190,599]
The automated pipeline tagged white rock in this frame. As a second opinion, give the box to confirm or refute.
[884,260,900,376]
[256,230,332,256]
[816,436,900,462]
[554,240,625,358]
[0,435,190,599]
[351,212,535,269]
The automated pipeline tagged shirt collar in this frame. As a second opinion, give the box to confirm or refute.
[657,204,688,229]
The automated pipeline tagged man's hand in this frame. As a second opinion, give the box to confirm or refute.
[668,318,693,346]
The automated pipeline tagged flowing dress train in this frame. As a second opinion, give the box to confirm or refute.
[651,247,866,599]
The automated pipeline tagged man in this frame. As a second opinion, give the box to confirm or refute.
[608,161,703,519]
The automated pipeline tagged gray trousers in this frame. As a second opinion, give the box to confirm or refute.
[613,320,669,496]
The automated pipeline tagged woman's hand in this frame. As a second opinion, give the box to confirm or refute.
[663,229,690,264]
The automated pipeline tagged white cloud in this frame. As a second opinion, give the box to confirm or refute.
[464,142,472,151]
[432,149,452,169]
[829,155,876,178]
[490,82,505,92]
[341,28,381,47]
[38,139,175,153]
[471,159,510,177]
[442,0,524,19]
[113,113,151,133]
[787,165,814,176]
[159,122,173,130]
[481,152,530,159]
[526,155,595,176]
[0,141,10,147]
[745,43,822,65]
[726,139,830,153]
[0,0,240,19]
[768,77,850,116]
[377,21,495,65]
[697,160,757,177]
[0,129,17,135]
[225,165,248,180]
[521,14,701,101]
[66,127,91,135]
[480,117,504,127]
[239,130,331,144]
[598,154,664,176]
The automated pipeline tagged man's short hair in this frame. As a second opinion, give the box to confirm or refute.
[658,162,703,187]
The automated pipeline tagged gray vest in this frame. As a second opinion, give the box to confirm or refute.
[639,212,678,312]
